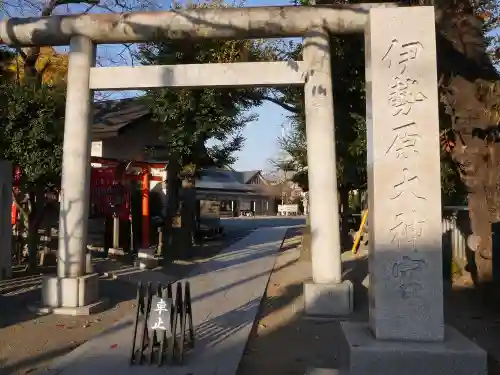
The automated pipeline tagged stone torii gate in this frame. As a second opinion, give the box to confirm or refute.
[1,4,391,316]
[0,5,489,374]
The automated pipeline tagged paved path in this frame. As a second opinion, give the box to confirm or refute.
[41,226,293,375]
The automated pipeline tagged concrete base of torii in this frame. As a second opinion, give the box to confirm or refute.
[303,281,353,316]
[30,274,107,316]
[29,254,107,316]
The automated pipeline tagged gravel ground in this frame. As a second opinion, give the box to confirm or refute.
[0,230,251,375]
[237,234,500,375]
[4,225,499,375]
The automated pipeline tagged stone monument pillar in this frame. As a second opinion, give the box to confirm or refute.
[37,36,105,315]
[303,28,353,316]
[0,161,12,280]
[341,7,486,375]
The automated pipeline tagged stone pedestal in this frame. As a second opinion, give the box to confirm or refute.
[136,248,159,269]
[0,161,12,280]
[107,247,126,256]
[339,6,487,375]
[304,281,353,316]
[33,273,106,315]
[342,323,486,375]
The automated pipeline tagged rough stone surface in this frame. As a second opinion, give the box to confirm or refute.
[303,28,342,286]
[0,4,398,47]
[57,35,96,279]
[39,226,292,375]
[0,161,12,281]
[365,6,444,342]
[90,62,307,90]
[341,322,487,375]
[304,281,353,316]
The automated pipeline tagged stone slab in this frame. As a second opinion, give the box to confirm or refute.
[365,6,444,341]
[40,226,294,375]
[30,298,108,316]
[89,62,307,90]
[304,281,353,316]
[108,248,126,256]
[341,322,487,375]
[136,248,159,269]
[137,248,155,259]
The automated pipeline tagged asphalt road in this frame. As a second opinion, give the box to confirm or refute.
[220,216,306,233]
[196,216,306,257]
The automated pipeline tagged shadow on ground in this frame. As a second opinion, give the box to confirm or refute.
[0,226,256,330]
[3,226,500,375]
[236,250,500,375]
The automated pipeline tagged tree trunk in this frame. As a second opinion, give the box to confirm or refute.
[434,0,500,287]
[164,158,181,260]
[180,176,197,258]
[26,190,45,270]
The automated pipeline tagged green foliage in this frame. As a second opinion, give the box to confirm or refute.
[276,25,368,192]
[440,152,468,206]
[138,2,266,169]
[0,80,65,189]
[279,0,469,206]
[475,0,500,65]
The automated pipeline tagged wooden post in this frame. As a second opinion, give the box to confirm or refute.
[142,167,150,249]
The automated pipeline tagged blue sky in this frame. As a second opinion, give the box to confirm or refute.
[2,0,294,173]
[234,100,288,171]
[230,0,291,172]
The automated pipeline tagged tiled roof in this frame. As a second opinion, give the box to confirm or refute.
[92,98,149,138]
[90,101,270,193]
[200,168,263,184]
[197,168,269,194]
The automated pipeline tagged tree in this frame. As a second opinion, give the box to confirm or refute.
[282,0,499,287]
[0,79,65,267]
[432,0,500,287]
[0,0,95,268]
[6,47,69,85]
[274,0,483,253]
[1,0,159,267]
[273,31,368,194]
[273,26,367,247]
[138,0,267,257]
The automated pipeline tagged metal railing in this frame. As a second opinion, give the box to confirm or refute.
[442,206,469,268]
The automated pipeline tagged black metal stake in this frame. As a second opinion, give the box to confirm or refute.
[138,283,153,365]
[130,282,143,365]
[178,285,186,364]
[129,281,194,368]
[185,281,195,348]
[167,283,174,327]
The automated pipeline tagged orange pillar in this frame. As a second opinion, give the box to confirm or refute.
[11,202,17,226]
[141,167,150,249]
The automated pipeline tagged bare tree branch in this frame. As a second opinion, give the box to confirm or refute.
[261,94,299,113]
